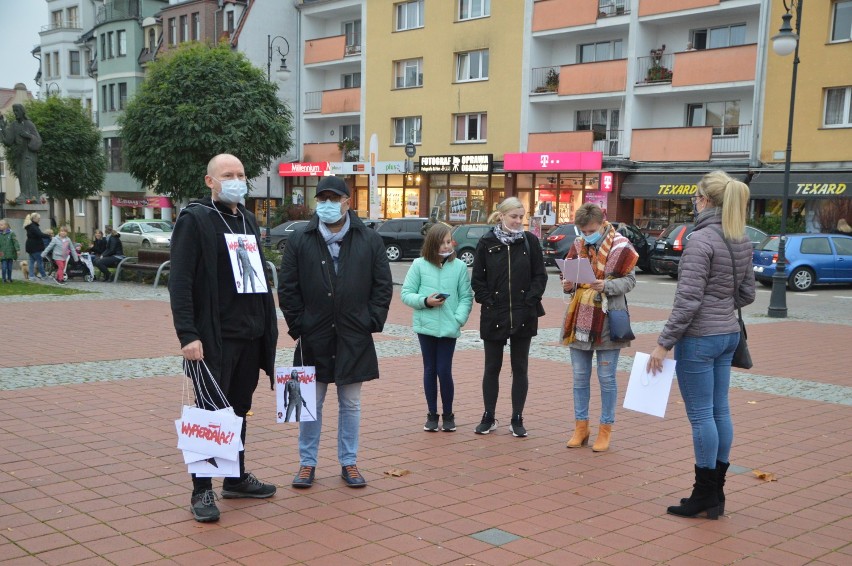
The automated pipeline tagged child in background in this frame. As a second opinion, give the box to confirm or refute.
[0,219,21,283]
[42,226,78,284]
[401,223,473,432]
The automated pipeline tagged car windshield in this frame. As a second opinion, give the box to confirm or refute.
[140,223,171,233]
[759,236,780,252]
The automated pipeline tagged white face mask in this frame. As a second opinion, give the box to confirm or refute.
[215,178,248,204]
[502,223,524,235]
[439,251,454,257]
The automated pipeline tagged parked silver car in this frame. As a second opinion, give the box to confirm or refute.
[117,220,172,248]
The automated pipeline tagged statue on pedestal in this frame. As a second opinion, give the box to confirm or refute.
[0,104,42,200]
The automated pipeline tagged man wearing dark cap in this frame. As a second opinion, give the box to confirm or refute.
[280,176,392,488]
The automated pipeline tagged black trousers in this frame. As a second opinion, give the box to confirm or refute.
[94,256,121,279]
[482,337,531,416]
[191,337,261,493]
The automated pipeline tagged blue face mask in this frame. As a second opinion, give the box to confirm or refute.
[216,178,248,204]
[583,230,603,245]
[316,200,343,224]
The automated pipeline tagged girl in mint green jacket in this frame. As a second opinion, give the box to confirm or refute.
[401,223,473,432]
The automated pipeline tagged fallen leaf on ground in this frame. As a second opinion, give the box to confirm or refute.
[384,468,410,477]
[246,411,254,416]
[747,401,757,405]
[752,469,777,481]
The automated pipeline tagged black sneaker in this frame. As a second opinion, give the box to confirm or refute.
[190,489,220,523]
[441,413,456,432]
[341,465,367,488]
[424,412,439,432]
[221,472,277,499]
[510,414,528,437]
[474,412,497,435]
[292,466,315,488]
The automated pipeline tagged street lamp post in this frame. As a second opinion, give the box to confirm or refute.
[45,82,60,97]
[767,0,803,319]
[264,34,291,247]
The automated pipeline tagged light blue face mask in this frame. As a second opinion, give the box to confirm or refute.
[316,200,343,224]
[583,230,603,245]
[215,178,248,204]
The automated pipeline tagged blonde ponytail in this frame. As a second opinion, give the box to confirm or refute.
[23,213,33,227]
[697,170,749,240]
[487,196,524,224]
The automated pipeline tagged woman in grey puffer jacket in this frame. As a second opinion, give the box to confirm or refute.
[648,170,755,520]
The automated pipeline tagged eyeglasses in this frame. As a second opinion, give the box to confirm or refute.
[691,194,704,204]
[316,194,347,203]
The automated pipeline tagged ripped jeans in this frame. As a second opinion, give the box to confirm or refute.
[569,348,621,424]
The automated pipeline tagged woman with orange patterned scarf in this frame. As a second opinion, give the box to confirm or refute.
[561,203,638,452]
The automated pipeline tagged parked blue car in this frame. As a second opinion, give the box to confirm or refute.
[752,234,852,291]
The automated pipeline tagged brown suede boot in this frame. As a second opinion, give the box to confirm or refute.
[592,424,612,452]
[566,420,590,448]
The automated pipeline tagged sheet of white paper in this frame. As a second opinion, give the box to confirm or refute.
[188,456,239,478]
[622,352,677,418]
[556,258,598,284]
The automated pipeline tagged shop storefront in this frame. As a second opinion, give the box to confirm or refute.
[420,154,501,223]
[749,171,851,233]
[110,195,174,225]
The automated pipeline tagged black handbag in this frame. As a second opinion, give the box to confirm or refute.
[715,227,753,370]
[608,300,635,341]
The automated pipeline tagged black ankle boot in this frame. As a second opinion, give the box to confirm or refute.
[667,465,720,519]
[681,460,730,515]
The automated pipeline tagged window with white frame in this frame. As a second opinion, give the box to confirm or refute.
[690,23,746,50]
[341,72,361,89]
[117,30,126,56]
[396,0,424,31]
[340,124,360,142]
[107,31,114,58]
[104,138,123,172]
[69,51,81,75]
[576,109,620,141]
[686,100,740,135]
[824,87,852,127]
[169,18,177,45]
[180,15,188,42]
[394,58,423,88]
[456,49,489,81]
[67,6,78,27]
[51,10,62,29]
[44,53,52,78]
[0,158,5,178]
[118,83,128,110]
[578,40,623,63]
[454,113,487,143]
[343,20,361,53]
[52,51,60,77]
[76,199,86,216]
[393,116,421,145]
[192,13,200,41]
[100,34,106,60]
[832,1,852,42]
[459,0,490,20]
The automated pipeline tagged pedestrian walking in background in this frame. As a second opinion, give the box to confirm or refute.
[562,203,638,452]
[42,226,78,284]
[647,170,755,519]
[169,153,279,523]
[280,176,393,489]
[0,219,21,283]
[471,197,547,437]
[23,212,48,280]
[401,223,473,432]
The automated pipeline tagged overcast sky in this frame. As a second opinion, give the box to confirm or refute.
[0,0,47,94]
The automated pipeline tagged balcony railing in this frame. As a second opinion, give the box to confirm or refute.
[711,123,752,157]
[530,66,560,94]
[598,0,629,16]
[636,54,674,84]
[97,0,140,25]
[345,44,361,56]
[592,130,624,157]
[41,21,81,32]
[305,91,322,113]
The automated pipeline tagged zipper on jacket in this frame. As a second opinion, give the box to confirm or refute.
[507,244,513,330]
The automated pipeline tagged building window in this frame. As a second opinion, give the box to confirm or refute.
[104,138,123,172]
[394,58,423,88]
[227,11,235,34]
[69,51,81,75]
[396,0,424,31]
[686,100,740,135]
[67,6,78,27]
[454,113,487,143]
[108,31,115,58]
[576,109,620,139]
[393,116,422,145]
[343,20,361,54]
[192,12,200,41]
[51,10,62,29]
[117,30,126,56]
[109,84,116,111]
[690,24,746,50]
[118,83,128,110]
[832,1,852,42]
[44,53,52,78]
[101,85,107,111]
[169,18,176,45]
[340,124,360,142]
[341,73,361,89]
[180,15,188,42]
[100,34,106,60]
[0,158,5,177]
[459,0,490,20]
[76,199,86,216]
[579,40,623,63]
[148,28,156,50]
[52,51,60,77]
[824,87,852,127]
[456,49,489,81]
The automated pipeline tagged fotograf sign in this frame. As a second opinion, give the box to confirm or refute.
[419,154,493,173]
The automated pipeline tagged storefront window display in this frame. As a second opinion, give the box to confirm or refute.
[635,199,693,233]
[428,173,504,223]
[516,173,600,227]
[353,174,419,219]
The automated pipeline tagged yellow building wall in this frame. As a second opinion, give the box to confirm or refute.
[761,1,852,163]
[364,1,525,162]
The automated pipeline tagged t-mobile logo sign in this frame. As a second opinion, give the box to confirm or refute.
[601,172,613,192]
[540,154,550,168]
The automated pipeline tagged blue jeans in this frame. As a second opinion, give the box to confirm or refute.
[417,334,456,415]
[299,381,362,467]
[1,259,12,281]
[569,348,620,424]
[28,252,46,278]
[674,332,739,469]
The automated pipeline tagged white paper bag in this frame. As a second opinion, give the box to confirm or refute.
[275,366,317,423]
[188,456,240,478]
[623,352,677,418]
[175,405,243,460]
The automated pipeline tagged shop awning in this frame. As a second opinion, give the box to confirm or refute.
[748,171,849,199]
[621,173,748,199]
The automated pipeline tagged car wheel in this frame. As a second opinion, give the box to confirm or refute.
[668,273,679,280]
[385,244,402,262]
[459,249,475,266]
[646,262,660,275]
[141,240,151,248]
[277,240,287,251]
[759,280,772,288]
[788,267,814,292]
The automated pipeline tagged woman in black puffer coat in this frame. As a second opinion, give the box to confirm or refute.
[23,212,48,279]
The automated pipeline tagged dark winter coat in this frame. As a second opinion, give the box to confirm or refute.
[89,237,108,256]
[471,230,548,341]
[658,209,756,350]
[279,211,393,385]
[102,233,124,258]
[169,197,278,387]
[25,221,48,254]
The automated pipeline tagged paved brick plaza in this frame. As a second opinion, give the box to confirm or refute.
[1,280,850,565]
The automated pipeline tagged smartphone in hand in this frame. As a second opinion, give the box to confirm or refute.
[435,293,450,300]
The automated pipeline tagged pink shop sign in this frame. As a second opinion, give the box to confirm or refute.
[504,152,602,172]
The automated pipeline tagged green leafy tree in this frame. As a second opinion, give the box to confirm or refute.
[2,97,105,232]
[120,42,293,203]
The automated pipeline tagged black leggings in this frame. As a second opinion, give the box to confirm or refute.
[482,337,531,416]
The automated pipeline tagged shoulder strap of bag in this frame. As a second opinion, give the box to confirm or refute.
[712,225,744,323]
